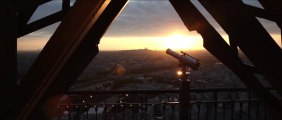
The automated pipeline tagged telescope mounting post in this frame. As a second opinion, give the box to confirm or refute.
[166,48,199,120]
[179,62,191,120]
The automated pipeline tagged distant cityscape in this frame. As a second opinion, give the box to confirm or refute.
[18,49,246,91]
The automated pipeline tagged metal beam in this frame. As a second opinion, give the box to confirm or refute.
[258,0,282,25]
[258,0,282,49]
[18,11,65,37]
[170,0,282,118]
[198,0,282,98]
[245,5,276,21]
[18,10,66,37]
[15,0,107,119]
[229,34,238,56]
[0,2,17,120]
[17,0,52,31]
[15,0,127,119]
[62,0,70,12]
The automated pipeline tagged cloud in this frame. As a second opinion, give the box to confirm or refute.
[28,1,62,23]
[27,0,280,38]
[104,1,190,37]
[257,18,281,34]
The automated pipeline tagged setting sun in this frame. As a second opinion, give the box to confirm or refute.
[163,34,203,50]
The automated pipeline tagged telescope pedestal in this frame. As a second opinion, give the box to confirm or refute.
[179,66,191,120]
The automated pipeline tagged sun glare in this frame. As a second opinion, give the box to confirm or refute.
[163,34,201,50]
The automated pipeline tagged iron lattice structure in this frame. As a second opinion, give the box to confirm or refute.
[0,0,281,119]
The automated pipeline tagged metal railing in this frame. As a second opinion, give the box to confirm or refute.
[55,88,270,120]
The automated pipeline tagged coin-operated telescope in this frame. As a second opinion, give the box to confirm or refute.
[166,48,200,70]
[166,48,200,120]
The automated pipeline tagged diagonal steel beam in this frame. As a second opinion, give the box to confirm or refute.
[17,0,52,30]
[15,0,127,119]
[18,10,65,37]
[258,0,282,25]
[170,0,282,118]
[18,0,73,38]
[198,0,282,98]
[244,4,276,21]
[258,0,282,48]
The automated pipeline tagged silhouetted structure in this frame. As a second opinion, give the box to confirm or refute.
[0,0,281,120]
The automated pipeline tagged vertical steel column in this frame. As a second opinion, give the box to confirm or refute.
[0,2,17,119]
[179,66,190,120]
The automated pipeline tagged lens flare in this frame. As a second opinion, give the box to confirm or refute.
[176,70,183,76]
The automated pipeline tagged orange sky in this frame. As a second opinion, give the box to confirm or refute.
[17,34,204,51]
[17,33,281,51]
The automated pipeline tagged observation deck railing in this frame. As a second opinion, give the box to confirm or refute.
[56,88,272,120]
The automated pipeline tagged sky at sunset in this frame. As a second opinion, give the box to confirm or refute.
[17,0,281,51]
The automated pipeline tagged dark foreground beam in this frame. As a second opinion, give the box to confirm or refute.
[258,0,282,48]
[0,2,17,120]
[17,0,51,31]
[17,0,72,37]
[199,0,282,99]
[15,0,127,119]
[245,5,276,21]
[170,0,282,119]
[18,11,65,37]
[258,0,282,25]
